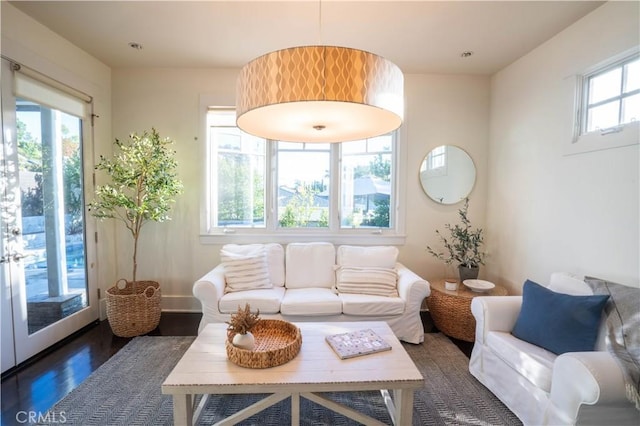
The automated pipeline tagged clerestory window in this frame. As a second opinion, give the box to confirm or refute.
[582,54,639,134]
[568,50,639,155]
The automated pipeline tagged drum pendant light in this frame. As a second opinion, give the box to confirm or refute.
[235,45,404,143]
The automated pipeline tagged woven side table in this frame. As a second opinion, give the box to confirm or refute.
[426,279,507,342]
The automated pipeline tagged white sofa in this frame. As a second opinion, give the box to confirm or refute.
[470,272,639,425]
[193,242,430,344]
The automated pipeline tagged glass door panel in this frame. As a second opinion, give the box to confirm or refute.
[17,99,88,334]
[1,58,97,372]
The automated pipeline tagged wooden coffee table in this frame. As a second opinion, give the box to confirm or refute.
[162,321,423,425]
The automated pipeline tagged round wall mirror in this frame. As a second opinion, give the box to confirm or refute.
[419,145,476,204]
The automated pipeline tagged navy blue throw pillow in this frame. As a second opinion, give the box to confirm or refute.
[512,279,609,355]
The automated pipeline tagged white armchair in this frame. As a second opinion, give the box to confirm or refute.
[469,272,639,425]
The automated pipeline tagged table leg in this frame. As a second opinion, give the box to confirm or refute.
[172,394,193,426]
[393,389,414,425]
[291,392,300,425]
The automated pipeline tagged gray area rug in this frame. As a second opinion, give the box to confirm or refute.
[44,333,521,425]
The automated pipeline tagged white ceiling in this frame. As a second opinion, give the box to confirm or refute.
[9,0,604,75]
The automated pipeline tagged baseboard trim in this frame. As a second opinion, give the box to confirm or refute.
[162,295,201,312]
[99,295,201,320]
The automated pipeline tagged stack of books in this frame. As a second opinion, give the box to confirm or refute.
[325,329,392,359]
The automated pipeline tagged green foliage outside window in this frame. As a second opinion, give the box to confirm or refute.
[278,185,328,228]
[217,152,264,225]
[17,118,84,234]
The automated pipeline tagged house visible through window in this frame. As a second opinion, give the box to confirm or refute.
[277,142,330,228]
[204,108,401,241]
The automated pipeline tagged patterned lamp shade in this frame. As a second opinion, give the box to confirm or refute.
[236,46,404,143]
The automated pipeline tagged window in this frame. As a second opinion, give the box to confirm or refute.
[583,55,639,133]
[421,145,447,178]
[277,142,330,228]
[341,138,393,229]
[568,50,639,155]
[207,110,265,228]
[203,108,404,243]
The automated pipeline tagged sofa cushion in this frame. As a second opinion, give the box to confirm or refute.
[285,242,336,289]
[221,243,285,286]
[220,246,272,292]
[486,331,557,392]
[339,293,405,316]
[336,266,398,297]
[337,245,398,269]
[280,288,342,316]
[219,286,285,314]
[512,279,609,355]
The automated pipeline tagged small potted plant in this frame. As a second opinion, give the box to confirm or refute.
[89,128,182,337]
[426,198,486,282]
[226,304,261,350]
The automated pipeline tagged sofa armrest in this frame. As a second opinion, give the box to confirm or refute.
[193,264,226,322]
[471,296,522,344]
[396,262,430,303]
[550,352,629,422]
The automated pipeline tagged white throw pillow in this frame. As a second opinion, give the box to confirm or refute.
[336,245,398,269]
[336,266,398,297]
[220,243,285,286]
[220,247,272,293]
[285,242,336,289]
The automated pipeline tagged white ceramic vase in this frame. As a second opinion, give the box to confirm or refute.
[232,332,255,350]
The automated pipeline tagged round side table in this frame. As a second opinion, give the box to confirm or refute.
[426,279,507,342]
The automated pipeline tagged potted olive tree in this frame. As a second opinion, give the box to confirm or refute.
[426,198,486,282]
[90,128,182,337]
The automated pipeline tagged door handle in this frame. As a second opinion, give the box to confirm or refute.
[12,253,28,262]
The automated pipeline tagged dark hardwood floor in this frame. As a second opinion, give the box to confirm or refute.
[1,313,201,426]
[421,310,474,357]
[1,311,471,426]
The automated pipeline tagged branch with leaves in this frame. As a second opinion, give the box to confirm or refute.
[426,198,486,268]
[89,128,183,285]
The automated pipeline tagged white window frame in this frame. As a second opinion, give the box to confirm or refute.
[199,103,406,245]
[567,47,640,156]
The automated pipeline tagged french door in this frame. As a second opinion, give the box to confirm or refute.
[1,58,98,373]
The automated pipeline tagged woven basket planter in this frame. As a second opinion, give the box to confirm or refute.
[106,280,161,337]
[226,319,302,369]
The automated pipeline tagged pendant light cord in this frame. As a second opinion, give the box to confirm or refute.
[317,0,322,45]
[318,0,326,102]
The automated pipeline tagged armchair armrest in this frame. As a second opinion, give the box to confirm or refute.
[193,264,226,301]
[193,264,226,332]
[550,352,629,423]
[396,262,430,308]
[471,296,522,344]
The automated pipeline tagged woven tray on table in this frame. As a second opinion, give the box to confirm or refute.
[226,319,302,368]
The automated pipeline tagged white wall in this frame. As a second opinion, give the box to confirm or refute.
[404,74,490,281]
[111,68,238,310]
[1,4,116,297]
[9,0,636,311]
[111,69,490,308]
[486,1,640,293]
